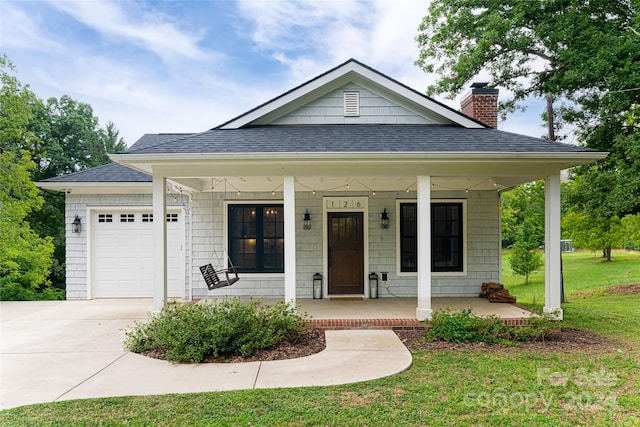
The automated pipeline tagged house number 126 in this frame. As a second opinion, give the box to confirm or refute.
[326,198,366,209]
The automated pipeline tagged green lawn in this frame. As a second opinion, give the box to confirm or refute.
[503,250,640,307]
[1,250,639,426]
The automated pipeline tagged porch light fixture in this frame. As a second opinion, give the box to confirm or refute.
[380,208,390,229]
[72,214,82,233]
[303,209,312,230]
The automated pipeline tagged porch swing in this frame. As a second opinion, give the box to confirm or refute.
[199,179,240,290]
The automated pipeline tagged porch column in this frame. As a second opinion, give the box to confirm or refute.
[152,172,167,312]
[544,171,563,319]
[283,176,296,306]
[416,175,433,320]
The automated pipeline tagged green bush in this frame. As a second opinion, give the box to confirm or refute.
[424,308,556,345]
[124,299,307,363]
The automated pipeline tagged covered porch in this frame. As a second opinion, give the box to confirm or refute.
[140,169,565,321]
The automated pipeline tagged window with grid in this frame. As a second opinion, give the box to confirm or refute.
[228,204,284,273]
[399,202,463,273]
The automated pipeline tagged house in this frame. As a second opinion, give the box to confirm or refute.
[38,59,606,320]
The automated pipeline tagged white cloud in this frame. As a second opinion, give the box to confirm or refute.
[0,2,64,52]
[47,0,217,63]
[235,0,432,91]
[2,0,550,146]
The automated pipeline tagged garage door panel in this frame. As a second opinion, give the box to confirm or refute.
[92,211,184,298]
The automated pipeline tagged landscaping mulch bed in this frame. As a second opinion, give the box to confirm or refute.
[142,326,623,364]
[394,327,623,355]
[205,329,326,363]
[142,329,326,363]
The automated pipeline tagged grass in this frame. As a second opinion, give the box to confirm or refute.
[1,250,639,426]
[503,250,640,308]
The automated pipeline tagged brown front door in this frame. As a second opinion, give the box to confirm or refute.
[328,212,364,294]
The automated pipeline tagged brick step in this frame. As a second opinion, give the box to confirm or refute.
[308,318,427,330]
[308,317,532,330]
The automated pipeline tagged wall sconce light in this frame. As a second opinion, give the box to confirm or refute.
[72,214,82,233]
[303,209,311,230]
[380,208,389,229]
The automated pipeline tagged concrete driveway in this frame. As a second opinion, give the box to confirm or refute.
[0,300,412,410]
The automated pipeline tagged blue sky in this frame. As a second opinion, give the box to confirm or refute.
[1,0,548,145]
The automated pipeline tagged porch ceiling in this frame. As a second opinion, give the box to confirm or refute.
[115,151,603,194]
[168,175,538,194]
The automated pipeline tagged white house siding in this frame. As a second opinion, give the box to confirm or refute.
[64,193,189,299]
[191,189,500,299]
[271,83,435,125]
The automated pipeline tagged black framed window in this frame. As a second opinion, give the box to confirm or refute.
[399,202,463,273]
[228,204,284,273]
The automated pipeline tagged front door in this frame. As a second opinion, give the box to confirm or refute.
[328,212,364,294]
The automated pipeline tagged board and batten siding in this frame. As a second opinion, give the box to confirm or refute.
[271,83,436,125]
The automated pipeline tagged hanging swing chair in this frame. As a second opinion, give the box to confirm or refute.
[199,178,240,290]
[199,261,239,290]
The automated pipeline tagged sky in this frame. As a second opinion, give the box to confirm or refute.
[1,0,549,146]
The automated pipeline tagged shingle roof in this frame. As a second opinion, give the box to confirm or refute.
[123,125,597,155]
[40,162,151,183]
[125,133,194,152]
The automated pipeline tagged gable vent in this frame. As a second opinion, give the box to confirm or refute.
[343,91,360,117]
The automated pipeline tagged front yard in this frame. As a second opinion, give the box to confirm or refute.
[1,250,639,426]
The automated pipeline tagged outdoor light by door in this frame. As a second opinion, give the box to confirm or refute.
[303,209,312,230]
[369,272,379,299]
[72,214,82,233]
[313,273,323,299]
[380,208,389,229]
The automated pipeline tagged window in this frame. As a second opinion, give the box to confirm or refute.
[228,204,284,273]
[120,214,134,223]
[399,202,464,273]
[142,213,153,223]
[166,213,178,222]
[98,214,113,223]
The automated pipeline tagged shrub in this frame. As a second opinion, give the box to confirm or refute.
[424,308,556,345]
[124,299,307,363]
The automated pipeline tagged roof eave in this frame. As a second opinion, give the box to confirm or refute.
[111,151,607,162]
[36,181,152,194]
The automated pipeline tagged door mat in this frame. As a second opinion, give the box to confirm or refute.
[329,297,364,301]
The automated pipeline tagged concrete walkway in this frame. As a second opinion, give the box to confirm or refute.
[0,300,412,410]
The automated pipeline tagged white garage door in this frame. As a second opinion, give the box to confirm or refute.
[92,211,184,298]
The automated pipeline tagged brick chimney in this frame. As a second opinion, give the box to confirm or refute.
[460,82,499,128]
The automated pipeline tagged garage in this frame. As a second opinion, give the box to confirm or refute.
[91,210,185,298]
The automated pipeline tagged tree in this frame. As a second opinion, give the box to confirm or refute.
[416,0,638,113]
[621,213,640,250]
[99,121,127,155]
[1,55,127,295]
[0,56,56,299]
[501,180,545,248]
[0,151,56,300]
[416,0,640,260]
[508,217,543,284]
[562,211,624,260]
